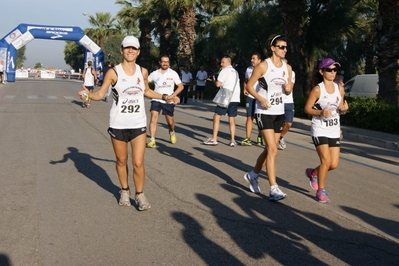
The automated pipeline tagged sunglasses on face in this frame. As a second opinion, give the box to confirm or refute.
[323,67,338,73]
[275,45,288,50]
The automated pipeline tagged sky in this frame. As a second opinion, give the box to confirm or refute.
[0,0,121,69]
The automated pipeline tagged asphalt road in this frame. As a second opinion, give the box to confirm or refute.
[0,79,398,266]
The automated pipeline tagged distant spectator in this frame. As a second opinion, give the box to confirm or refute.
[195,65,208,102]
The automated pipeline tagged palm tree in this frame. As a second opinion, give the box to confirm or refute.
[278,0,307,97]
[85,12,117,48]
[116,0,153,69]
[376,0,399,106]
[298,0,379,94]
[176,5,197,68]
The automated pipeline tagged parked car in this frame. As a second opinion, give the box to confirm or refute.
[344,74,379,98]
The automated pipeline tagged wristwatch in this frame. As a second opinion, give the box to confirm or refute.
[162,94,167,101]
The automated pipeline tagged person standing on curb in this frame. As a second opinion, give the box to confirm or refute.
[241,53,263,146]
[278,59,296,150]
[78,36,179,210]
[147,55,184,148]
[180,66,193,105]
[81,61,98,108]
[243,34,293,201]
[304,57,349,203]
[203,56,241,147]
[0,60,5,84]
[195,65,208,102]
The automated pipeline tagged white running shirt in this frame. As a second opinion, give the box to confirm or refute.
[148,68,182,104]
[245,66,259,99]
[283,71,296,104]
[83,67,95,86]
[311,82,342,138]
[255,58,289,115]
[109,64,147,129]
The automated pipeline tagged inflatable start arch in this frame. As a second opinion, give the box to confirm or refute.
[0,23,104,82]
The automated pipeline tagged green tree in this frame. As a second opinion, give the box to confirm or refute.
[175,3,197,68]
[84,12,117,48]
[64,41,85,71]
[116,0,154,69]
[16,46,26,68]
[278,0,307,97]
[376,0,399,106]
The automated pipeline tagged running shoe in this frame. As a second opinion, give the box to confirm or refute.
[86,104,90,108]
[82,102,87,108]
[170,132,177,144]
[257,136,263,146]
[241,138,252,146]
[147,139,156,148]
[269,185,286,201]
[203,138,218,146]
[278,137,286,150]
[316,189,330,203]
[135,193,151,211]
[119,190,131,206]
[305,168,318,190]
[243,172,260,194]
[229,141,237,147]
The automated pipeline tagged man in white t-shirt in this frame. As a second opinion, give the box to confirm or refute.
[195,65,208,102]
[242,53,263,146]
[203,56,241,147]
[180,66,192,105]
[147,55,184,148]
[278,59,296,150]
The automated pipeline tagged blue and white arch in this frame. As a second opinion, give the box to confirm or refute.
[0,23,104,82]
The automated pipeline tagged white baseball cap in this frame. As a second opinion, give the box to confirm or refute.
[121,36,140,49]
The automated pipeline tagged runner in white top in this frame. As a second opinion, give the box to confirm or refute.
[147,55,184,148]
[242,53,262,146]
[243,34,293,201]
[304,57,348,203]
[81,61,98,108]
[79,36,179,211]
[108,64,147,129]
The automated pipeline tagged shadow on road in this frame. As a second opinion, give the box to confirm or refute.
[173,184,399,264]
[341,206,399,240]
[49,147,119,202]
[0,254,11,266]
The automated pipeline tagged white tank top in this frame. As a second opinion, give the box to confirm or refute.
[109,64,147,129]
[83,67,95,86]
[255,58,288,115]
[311,82,342,138]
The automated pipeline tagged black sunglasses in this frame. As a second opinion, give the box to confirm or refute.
[323,67,338,73]
[275,45,288,50]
